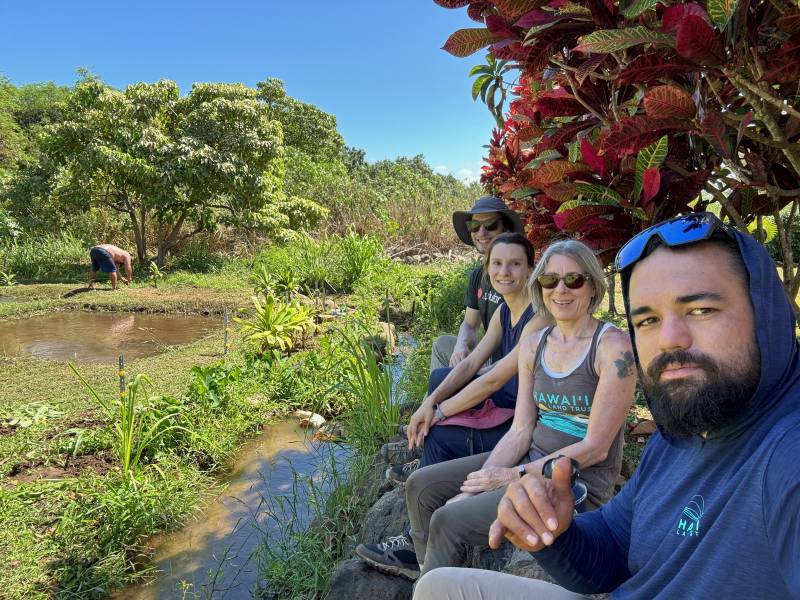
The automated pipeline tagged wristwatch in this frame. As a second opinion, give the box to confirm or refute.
[517,464,526,478]
[434,404,445,421]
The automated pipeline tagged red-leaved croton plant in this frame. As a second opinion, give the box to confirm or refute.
[436,0,800,309]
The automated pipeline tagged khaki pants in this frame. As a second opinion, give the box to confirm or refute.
[429,335,492,374]
[430,335,457,372]
[413,567,588,600]
[406,452,505,576]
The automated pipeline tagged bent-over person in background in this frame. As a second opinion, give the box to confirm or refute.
[89,244,132,291]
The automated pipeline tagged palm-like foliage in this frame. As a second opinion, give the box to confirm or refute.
[235,294,315,358]
[469,53,514,128]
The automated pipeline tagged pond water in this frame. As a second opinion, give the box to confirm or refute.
[115,421,348,600]
[0,312,215,362]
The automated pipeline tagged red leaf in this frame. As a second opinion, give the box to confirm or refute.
[530,160,591,187]
[616,53,694,85]
[442,28,500,57]
[675,16,726,66]
[468,1,494,21]
[535,120,598,154]
[762,59,800,83]
[600,116,687,157]
[576,54,608,85]
[486,15,518,38]
[433,0,472,7]
[642,167,661,203]
[643,85,696,119]
[745,152,768,183]
[666,169,710,210]
[580,138,610,182]
[535,92,585,117]
[494,0,547,19]
[776,10,800,34]
[585,0,616,28]
[515,9,558,27]
[662,3,710,34]
[553,205,615,232]
[736,111,753,149]
[543,182,578,202]
[700,112,731,158]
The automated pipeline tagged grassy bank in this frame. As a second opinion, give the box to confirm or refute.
[0,233,465,599]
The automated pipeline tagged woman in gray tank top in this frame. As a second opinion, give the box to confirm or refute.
[395,239,636,580]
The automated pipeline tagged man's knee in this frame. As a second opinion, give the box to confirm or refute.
[428,501,466,542]
[414,567,464,599]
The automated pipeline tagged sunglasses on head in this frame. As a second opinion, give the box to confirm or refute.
[537,272,590,290]
[614,212,733,272]
[466,217,503,233]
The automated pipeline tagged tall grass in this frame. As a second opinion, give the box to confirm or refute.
[255,232,387,294]
[69,366,197,479]
[0,233,87,282]
[335,324,400,455]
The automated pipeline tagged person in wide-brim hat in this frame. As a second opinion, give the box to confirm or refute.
[452,196,524,247]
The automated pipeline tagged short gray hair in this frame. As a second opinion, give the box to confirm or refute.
[528,239,607,318]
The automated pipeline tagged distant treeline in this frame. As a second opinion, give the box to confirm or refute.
[0,75,480,266]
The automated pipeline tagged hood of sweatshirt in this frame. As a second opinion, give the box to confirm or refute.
[620,227,800,445]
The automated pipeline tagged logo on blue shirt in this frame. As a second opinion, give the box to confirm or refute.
[676,495,705,537]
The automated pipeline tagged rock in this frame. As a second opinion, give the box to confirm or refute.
[630,419,657,435]
[467,540,515,571]
[357,486,409,545]
[293,410,326,429]
[326,558,412,600]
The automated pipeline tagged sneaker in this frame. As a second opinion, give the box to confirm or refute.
[355,533,420,580]
[385,459,420,486]
[380,441,422,465]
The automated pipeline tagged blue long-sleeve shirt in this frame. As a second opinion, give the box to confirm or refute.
[534,229,800,598]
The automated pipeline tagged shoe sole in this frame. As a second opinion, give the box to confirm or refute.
[356,552,420,581]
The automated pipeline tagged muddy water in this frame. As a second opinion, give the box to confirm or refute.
[116,421,346,600]
[0,312,214,362]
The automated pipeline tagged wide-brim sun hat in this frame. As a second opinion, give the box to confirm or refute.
[452,196,524,246]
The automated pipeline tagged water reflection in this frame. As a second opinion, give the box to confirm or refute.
[0,312,214,362]
[115,422,348,600]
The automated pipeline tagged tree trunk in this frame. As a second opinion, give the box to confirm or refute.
[606,271,617,316]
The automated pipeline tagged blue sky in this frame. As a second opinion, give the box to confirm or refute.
[0,1,500,183]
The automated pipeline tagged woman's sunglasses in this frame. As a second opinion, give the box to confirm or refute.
[465,218,503,233]
[537,272,590,290]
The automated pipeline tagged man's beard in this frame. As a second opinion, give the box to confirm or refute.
[640,343,761,438]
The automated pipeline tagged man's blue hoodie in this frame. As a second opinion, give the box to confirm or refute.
[533,229,800,598]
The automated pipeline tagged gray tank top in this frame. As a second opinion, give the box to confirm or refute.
[526,321,624,508]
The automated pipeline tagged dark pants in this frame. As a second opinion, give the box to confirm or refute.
[421,367,512,468]
[90,246,116,273]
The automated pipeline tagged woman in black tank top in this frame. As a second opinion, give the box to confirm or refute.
[407,233,551,467]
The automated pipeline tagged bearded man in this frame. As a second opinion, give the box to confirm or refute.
[413,212,800,599]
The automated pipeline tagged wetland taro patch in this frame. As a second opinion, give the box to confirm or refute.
[0,311,215,362]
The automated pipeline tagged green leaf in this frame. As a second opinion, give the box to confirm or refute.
[708,0,738,29]
[509,187,539,198]
[469,65,494,76]
[573,183,624,206]
[472,75,492,100]
[568,140,580,162]
[633,136,668,201]
[748,216,777,243]
[574,27,675,53]
[620,0,663,19]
